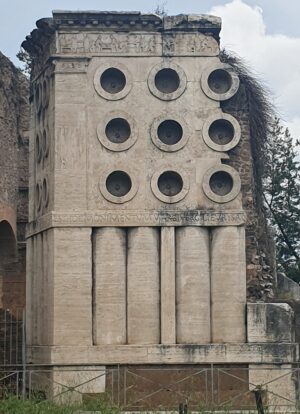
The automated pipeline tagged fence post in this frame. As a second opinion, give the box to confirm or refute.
[211,363,214,406]
[254,386,265,414]
[179,402,188,414]
[22,309,26,399]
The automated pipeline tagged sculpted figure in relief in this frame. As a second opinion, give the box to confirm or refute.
[58,33,158,55]
[164,36,175,53]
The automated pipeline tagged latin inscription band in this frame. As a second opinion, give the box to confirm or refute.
[26,210,246,237]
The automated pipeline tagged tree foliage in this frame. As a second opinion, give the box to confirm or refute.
[154,1,168,16]
[16,47,32,76]
[263,117,300,282]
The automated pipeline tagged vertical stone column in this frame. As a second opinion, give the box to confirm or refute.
[176,227,211,344]
[93,227,126,345]
[31,235,38,345]
[127,227,160,344]
[52,228,92,345]
[161,227,176,344]
[211,226,246,343]
[41,231,51,345]
[26,237,33,345]
[45,229,54,345]
[36,233,43,345]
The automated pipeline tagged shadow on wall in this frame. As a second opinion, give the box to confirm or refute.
[0,220,17,312]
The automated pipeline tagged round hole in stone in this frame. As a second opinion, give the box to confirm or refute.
[42,79,49,107]
[155,68,180,94]
[106,171,132,197]
[42,178,48,206]
[100,68,126,94]
[158,171,183,197]
[41,108,45,123]
[105,118,131,144]
[209,171,233,196]
[35,184,40,210]
[36,133,42,162]
[36,133,40,154]
[42,129,49,156]
[35,85,40,108]
[157,120,183,145]
[208,69,232,94]
[208,119,235,145]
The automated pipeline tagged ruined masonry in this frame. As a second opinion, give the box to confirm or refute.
[22,11,299,407]
[0,51,28,335]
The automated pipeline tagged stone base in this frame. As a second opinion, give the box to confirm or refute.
[28,366,106,404]
[27,363,299,411]
[249,364,298,412]
[27,337,299,407]
[27,343,298,365]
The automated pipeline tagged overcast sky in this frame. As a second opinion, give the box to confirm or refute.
[1,0,300,141]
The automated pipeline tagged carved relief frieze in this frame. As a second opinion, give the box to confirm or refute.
[56,32,162,55]
[162,33,219,56]
[54,58,90,73]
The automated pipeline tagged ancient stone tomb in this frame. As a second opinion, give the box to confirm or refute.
[23,11,298,407]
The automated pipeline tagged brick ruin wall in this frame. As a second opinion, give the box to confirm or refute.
[221,85,276,302]
[0,51,29,318]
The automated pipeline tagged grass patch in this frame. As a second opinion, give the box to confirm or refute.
[0,395,120,414]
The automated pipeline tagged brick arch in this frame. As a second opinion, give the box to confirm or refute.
[0,220,16,265]
[0,220,17,311]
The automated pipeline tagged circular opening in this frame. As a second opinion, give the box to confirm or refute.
[42,79,49,107]
[155,68,180,94]
[42,129,48,156]
[158,171,183,197]
[100,68,126,94]
[208,69,232,94]
[36,133,42,162]
[209,171,233,196]
[106,171,132,197]
[208,119,235,145]
[105,118,131,144]
[42,178,48,205]
[157,120,183,145]
[35,85,40,110]
[35,184,41,210]
[41,108,45,123]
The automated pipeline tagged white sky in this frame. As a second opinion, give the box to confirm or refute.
[1,0,300,141]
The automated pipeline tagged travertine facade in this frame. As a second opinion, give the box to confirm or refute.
[23,11,299,407]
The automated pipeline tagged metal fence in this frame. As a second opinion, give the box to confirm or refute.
[0,308,24,367]
[0,310,299,411]
[0,365,299,411]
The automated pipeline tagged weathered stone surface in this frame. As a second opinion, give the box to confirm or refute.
[28,343,299,365]
[176,227,210,343]
[211,226,247,343]
[277,272,300,302]
[247,303,295,343]
[161,227,176,344]
[93,227,126,345]
[30,366,105,404]
[249,364,297,411]
[276,273,300,345]
[127,227,160,344]
[21,10,297,408]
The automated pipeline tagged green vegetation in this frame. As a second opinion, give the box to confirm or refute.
[0,396,119,414]
[263,117,300,282]
[222,50,300,284]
